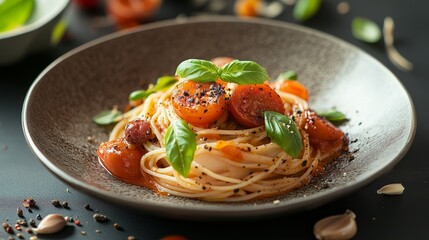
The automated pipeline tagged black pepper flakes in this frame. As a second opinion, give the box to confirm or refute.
[93,213,108,222]
[84,203,91,210]
[29,219,36,228]
[113,223,122,230]
[17,207,23,218]
[2,222,9,229]
[16,219,27,227]
[51,199,61,207]
[36,214,42,220]
[22,198,36,208]
[302,160,307,167]
[5,226,14,234]
[62,201,69,209]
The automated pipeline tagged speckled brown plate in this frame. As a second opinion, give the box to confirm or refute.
[22,16,416,220]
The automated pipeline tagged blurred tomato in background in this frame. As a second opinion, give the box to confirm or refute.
[73,0,100,9]
[107,0,163,29]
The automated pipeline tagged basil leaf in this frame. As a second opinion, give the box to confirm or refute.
[276,70,298,81]
[129,76,177,101]
[220,60,269,84]
[176,59,219,82]
[293,0,322,22]
[93,108,122,125]
[264,111,302,158]
[164,119,197,178]
[352,17,381,43]
[0,0,34,33]
[317,110,347,122]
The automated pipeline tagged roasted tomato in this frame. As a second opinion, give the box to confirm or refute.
[171,80,227,128]
[279,80,309,101]
[304,111,344,145]
[97,138,146,180]
[228,84,285,128]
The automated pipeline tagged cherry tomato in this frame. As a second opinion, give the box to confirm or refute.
[279,80,309,101]
[97,138,146,180]
[107,0,162,29]
[228,84,285,128]
[171,80,227,128]
[304,111,344,145]
[234,0,261,17]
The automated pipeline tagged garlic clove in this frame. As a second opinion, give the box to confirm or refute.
[377,183,405,195]
[32,214,67,234]
[313,209,357,240]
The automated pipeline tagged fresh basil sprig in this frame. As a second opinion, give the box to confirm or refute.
[317,109,347,122]
[129,76,177,101]
[276,70,298,81]
[93,107,122,125]
[264,111,303,158]
[176,59,269,85]
[175,59,219,83]
[293,0,322,22]
[352,17,381,43]
[164,119,197,178]
[220,60,270,84]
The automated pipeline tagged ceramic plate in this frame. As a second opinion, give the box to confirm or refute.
[22,16,415,219]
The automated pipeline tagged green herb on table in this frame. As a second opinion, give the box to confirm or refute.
[293,0,322,22]
[0,0,35,33]
[352,17,381,43]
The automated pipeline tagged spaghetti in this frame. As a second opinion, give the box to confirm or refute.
[96,58,348,202]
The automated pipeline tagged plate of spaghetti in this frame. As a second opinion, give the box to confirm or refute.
[23,16,415,219]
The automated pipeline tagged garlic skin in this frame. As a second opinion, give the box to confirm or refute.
[32,214,67,234]
[377,183,405,195]
[313,210,357,240]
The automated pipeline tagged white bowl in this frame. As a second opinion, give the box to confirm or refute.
[0,0,70,65]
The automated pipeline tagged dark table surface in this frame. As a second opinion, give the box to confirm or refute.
[1,0,428,239]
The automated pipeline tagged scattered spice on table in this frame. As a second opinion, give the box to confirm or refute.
[29,219,36,228]
[84,203,91,210]
[36,214,42,220]
[23,198,36,208]
[62,201,69,209]
[93,213,108,222]
[17,207,24,218]
[51,199,61,207]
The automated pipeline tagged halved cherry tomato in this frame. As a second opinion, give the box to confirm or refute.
[228,84,285,128]
[304,111,344,145]
[279,80,309,101]
[171,80,227,128]
[97,138,146,180]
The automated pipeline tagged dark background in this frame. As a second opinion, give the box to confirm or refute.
[1,0,428,239]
